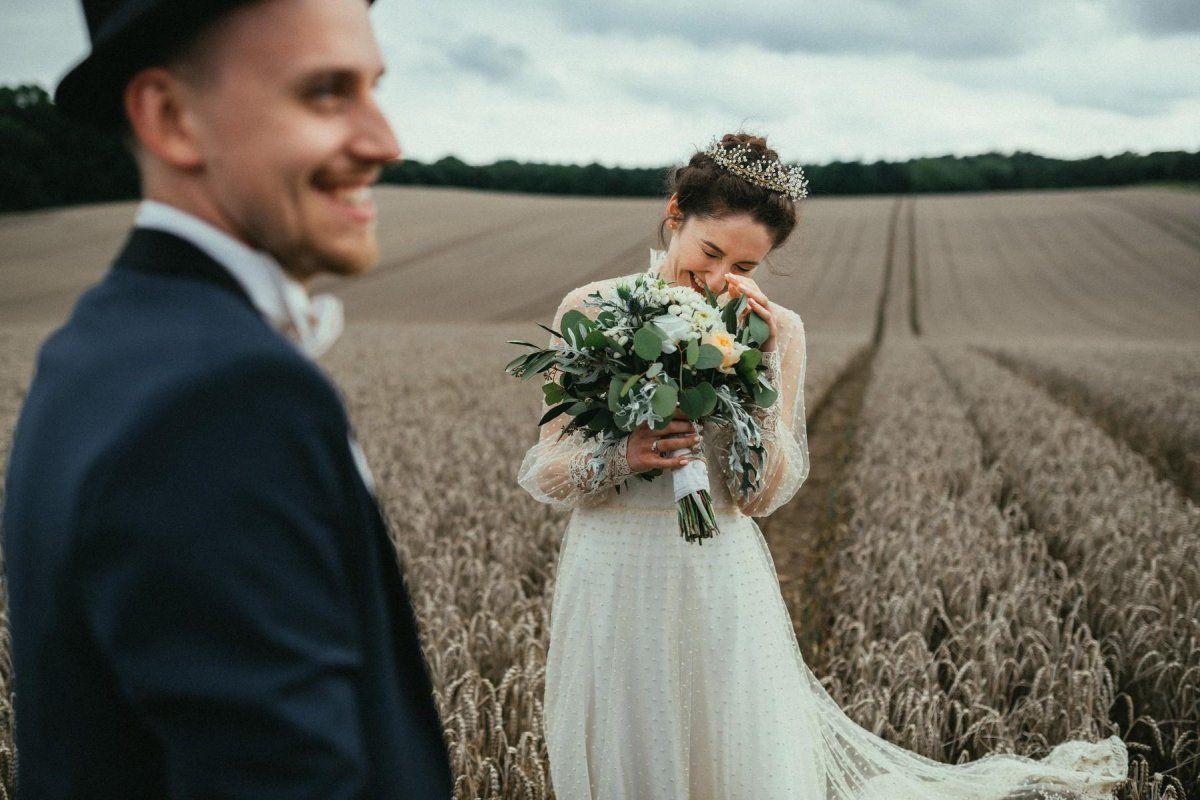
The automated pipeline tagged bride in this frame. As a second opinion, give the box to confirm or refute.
[517,133,1128,799]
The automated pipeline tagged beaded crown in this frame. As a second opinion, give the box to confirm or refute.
[702,136,809,201]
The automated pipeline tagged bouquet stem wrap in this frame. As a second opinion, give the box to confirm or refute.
[669,441,720,543]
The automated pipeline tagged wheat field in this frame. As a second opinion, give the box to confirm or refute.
[1,185,1198,799]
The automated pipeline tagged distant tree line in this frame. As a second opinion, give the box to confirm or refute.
[0,84,138,211]
[2,82,1197,213]
[384,150,1200,198]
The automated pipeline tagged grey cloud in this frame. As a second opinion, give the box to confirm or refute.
[1103,0,1200,35]
[443,34,531,83]
[434,32,560,95]
[506,0,1053,60]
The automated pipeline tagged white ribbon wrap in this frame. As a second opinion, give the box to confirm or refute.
[669,448,710,502]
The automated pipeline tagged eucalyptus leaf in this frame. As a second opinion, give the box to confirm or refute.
[694,382,718,417]
[754,385,779,408]
[678,388,703,419]
[722,295,745,333]
[608,376,625,412]
[694,344,724,370]
[633,326,664,360]
[747,312,770,346]
[645,362,663,378]
[583,329,609,349]
[650,384,678,419]
[560,309,593,346]
[739,348,761,372]
[685,338,700,365]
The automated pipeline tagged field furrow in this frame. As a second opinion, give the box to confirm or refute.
[981,343,1200,506]
[810,341,1119,765]
[931,345,1200,793]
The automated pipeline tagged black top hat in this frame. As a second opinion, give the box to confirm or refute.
[56,0,374,129]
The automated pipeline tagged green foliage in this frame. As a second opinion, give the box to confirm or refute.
[633,325,664,360]
[5,82,1197,211]
[679,383,718,419]
[746,313,770,347]
[0,85,137,212]
[381,146,1200,199]
[693,344,724,370]
[650,384,678,420]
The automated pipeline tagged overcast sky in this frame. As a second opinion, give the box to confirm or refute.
[3,0,1197,167]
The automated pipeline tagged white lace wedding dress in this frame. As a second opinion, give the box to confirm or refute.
[517,253,1128,800]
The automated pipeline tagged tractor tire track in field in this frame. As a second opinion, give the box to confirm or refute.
[758,196,901,669]
[872,197,903,346]
[906,198,921,336]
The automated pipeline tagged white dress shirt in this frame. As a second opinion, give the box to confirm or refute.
[135,199,345,358]
[134,199,376,495]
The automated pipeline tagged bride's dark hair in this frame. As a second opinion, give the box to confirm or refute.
[659,132,800,251]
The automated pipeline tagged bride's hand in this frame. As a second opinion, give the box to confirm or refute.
[626,418,701,473]
[726,273,777,352]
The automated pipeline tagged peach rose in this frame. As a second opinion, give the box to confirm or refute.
[702,330,748,373]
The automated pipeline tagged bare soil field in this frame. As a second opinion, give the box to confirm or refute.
[1,185,1198,798]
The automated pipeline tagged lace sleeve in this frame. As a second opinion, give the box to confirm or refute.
[719,306,811,517]
[515,285,634,510]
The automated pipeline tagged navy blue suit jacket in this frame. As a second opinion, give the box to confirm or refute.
[2,228,453,799]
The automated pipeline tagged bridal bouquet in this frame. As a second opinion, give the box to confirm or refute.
[505,273,779,543]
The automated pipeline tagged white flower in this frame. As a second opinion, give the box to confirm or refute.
[650,313,694,354]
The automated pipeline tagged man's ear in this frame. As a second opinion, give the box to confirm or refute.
[123,67,204,171]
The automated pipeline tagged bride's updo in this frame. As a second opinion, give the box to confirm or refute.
[660,132,800,250]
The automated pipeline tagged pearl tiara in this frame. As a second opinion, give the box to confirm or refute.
[702,136,809,201]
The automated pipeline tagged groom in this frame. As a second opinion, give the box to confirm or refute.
[1,0,452,797]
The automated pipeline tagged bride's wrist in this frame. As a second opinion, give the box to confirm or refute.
[611,436,634,480]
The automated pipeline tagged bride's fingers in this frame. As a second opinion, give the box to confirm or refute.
[660,452,696,470]
[747,296,772,321]
[653,434,700,453]
[653,420,697,436]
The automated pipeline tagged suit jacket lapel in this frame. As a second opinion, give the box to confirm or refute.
[112,227,260,316]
